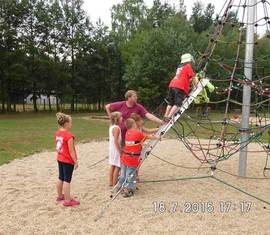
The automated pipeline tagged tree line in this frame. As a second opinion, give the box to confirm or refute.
[0,0,269,112]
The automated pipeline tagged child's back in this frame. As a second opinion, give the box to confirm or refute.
[55,129,76,164]
[164,53,196,120]
[121,128,145,168]
[55,112,79,207]
[169,63,195,96]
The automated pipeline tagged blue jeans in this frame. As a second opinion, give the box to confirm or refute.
[117,164,137,190]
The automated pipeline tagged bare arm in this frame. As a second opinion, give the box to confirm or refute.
[142,126,159,134]
[68,138,78,169]
[112,126,122,154]
[105,104,111,118]
[146,134,161,141]
[145,113,163,125]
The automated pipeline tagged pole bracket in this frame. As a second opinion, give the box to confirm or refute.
[239,128,250,133]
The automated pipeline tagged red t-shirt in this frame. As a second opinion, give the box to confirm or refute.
[121,129,146,168]
[55,130,77,164]
[169,64,195,96]
[109,101,148,139]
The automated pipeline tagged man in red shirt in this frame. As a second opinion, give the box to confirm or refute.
[116,118,160,197]
[105,90,163,143]
[164,53,196,120]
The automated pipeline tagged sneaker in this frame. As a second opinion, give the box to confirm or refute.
[63,199,80,207]
[123,189,134,198]
[56,195,64,203]
[56,195,77,203]
[163,117,171,122]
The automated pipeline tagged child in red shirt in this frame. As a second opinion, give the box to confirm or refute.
[55,112,80,207]
[130,113,159,182]
[164,53,196,120]
[117,118,160,197]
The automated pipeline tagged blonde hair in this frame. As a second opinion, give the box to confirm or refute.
[130,113,142,123]
[56,112,71,126]
[110,111,121,125]
[124,90,137,100]
[125,118,136,130]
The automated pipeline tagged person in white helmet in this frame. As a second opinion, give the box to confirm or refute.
[164,53,197,120]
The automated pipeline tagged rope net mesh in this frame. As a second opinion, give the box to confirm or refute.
[150,0,270,178]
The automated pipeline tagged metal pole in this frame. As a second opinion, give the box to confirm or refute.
[239,0,256,176]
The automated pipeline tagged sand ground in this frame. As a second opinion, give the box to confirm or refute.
[1,139,270,235]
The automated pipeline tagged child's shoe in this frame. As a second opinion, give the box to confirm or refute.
[63,199,80,207]
[123,188,134,198]
[56,195,64,203]
[163,117,171,123]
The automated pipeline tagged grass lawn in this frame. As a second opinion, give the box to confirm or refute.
[0,113,109,165]
[0,111,269,166]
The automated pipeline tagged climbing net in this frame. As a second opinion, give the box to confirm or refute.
[152,0,270,178]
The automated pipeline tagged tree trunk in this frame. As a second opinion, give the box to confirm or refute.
[23,98,25,112]
[71,94,75,112]
[1,100,5,113]
[76,96,78,112]
[102,99,105,111]
[7,93,12,112]
[1,78,5,112]
[60,99,63,111]
[48,94,52,111]
[56,95,60,112]
[98,99,101,111]
[32,88,38,113]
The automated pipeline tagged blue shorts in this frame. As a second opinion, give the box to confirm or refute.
[58,161,74,183]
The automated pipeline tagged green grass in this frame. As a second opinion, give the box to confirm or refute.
[166,111,270,144]
[0,113,108,165]
[0,111,269,166]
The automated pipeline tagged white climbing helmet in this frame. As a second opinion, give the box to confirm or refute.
[181,53,195,64]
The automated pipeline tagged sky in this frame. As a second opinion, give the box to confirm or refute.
[82,0,268,35]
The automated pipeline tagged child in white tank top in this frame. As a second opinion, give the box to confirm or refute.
[109,112,122,186]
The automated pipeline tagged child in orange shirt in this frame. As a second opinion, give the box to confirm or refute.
[130,113,159,182]
[117,118,160,197]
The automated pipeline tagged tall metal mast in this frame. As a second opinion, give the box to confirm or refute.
[239,0,256,176]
